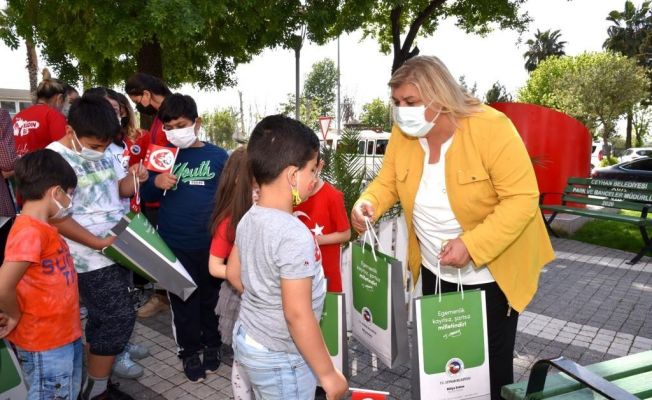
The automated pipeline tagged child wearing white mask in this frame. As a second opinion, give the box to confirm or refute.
[140,93,228,383]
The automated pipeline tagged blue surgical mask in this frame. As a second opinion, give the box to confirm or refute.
[72,133,105,161]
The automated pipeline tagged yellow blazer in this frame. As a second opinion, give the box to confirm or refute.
[359,105,554,312]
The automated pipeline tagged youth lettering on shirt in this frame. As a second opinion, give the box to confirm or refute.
[41,246,76,286]
[170,160,216,189]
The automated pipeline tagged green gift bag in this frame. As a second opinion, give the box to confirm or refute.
[0,339,27,400]
[103,212,197,301]
[319,292,349,379]
[411,290,491,399]
[351,242,409,369]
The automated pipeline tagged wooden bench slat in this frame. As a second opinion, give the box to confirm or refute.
[501,350,652,400]
[568,177,652,191]
[546,370,652,399]
[560,194,652,212]
[539,205,651,226]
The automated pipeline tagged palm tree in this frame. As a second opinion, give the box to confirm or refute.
[523,29,567,72]
[604,1,651,148]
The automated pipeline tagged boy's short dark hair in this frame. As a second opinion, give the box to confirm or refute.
[247,115,320,185]
[68,94,120,141]
[15,149,78,200]
[158,93,198,123]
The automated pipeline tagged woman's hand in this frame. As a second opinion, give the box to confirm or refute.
[439,238,471,268]
[351,200,375,232]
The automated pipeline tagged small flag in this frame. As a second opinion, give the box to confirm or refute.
[143,144,178,173]
[350,388,390,400]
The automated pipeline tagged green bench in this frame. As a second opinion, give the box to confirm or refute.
[502,350,652,399]
[540,177,652,264]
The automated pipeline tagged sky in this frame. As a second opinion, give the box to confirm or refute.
[0,0,642,130]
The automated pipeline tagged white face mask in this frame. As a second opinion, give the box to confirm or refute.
[52,188,73,219]
[393,104,442,138]
[72,134,105,161]
[164,124,197,149]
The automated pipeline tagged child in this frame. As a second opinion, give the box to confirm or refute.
[140,93,227,382]
[227,115,348,400]
[47,94,147,400]
[294,158,351,292]
[0,149,81,400]
[208,146,253,398]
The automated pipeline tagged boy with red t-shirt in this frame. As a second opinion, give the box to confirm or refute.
[294,160,351,292]
[0,149,82,399]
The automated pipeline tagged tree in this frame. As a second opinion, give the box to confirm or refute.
[278,94,320,130]
[518,52,649,153]
[604,1,652,148]
[523,29,566,72]
[0,0,308,89]
[342,96,357,124]
[633,104,652,146]
[485,81,512,103]
[201,108,239,150]
[360,98,392,131]
[303,58,338,117]
[458,75,478,97]
[335,0,530,74]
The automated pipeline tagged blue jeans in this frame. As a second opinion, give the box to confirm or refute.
[233,321,316,400]
[15,339,83,400]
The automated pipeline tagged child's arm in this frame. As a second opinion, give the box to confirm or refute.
[50,216,115,250]
[208,255,227,279]
[0,261,29,338]
[316,230,351,246]
[282,278,348,399]
[225,244,244,293]
[118,163,149,198]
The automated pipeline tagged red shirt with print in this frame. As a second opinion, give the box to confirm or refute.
[294,182,350,292]
[12,104,66,157]
[123,129,151,166]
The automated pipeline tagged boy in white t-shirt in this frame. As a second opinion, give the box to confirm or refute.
[48,94,148,400]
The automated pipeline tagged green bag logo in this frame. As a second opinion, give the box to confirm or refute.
[352,244,388,330]
[420,291,485,375]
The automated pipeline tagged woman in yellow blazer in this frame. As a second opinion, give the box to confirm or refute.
[351,56,554,399]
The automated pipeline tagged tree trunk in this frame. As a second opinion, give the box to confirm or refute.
[26,39,38,103]
[136,39,163,129]
[626,110,633,149]
[295,46,301,120]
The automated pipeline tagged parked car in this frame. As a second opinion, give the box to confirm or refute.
[620,147,652,162]
[591,141,604,170]
[591,157,652,182]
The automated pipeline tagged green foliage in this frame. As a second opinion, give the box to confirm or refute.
[517,52,650,144]
[484,81,512,103]
[0,0,319,89]
[201,108,239,150]
[303,58,338,117]
[599,155,620,167]
[523,29,566,72]
[633,105,652,146]
[360,98,392,131]
[278,93,320,130]
[458,75,478,97]
[604,1,651,67]
[321,129,367,224]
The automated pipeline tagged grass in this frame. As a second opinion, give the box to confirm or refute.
[561,210,651,255]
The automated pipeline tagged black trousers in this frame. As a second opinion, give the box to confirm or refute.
[169,246,222,359]
[421,266,519,400]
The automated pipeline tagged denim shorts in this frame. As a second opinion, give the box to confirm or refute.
[232,321,316,400]
[15,338,83,400]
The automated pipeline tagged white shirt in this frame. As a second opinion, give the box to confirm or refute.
[413,137,495,285]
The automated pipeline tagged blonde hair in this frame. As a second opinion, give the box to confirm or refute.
[388,56,483,119]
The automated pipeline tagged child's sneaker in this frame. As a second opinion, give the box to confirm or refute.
[124,342,150,360]
[203,346,221,373]
[183,353,206,382]
[112,351,144,379]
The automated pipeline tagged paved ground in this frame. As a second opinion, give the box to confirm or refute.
[113,237,652,399]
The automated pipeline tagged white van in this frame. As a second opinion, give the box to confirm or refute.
[319,129,391,179]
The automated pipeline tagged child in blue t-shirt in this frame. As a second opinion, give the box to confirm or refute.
[140,94,227,382]
[227,115,348,399]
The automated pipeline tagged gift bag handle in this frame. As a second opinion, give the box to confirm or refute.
[435,240,464,302]
[361,216,385,262]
